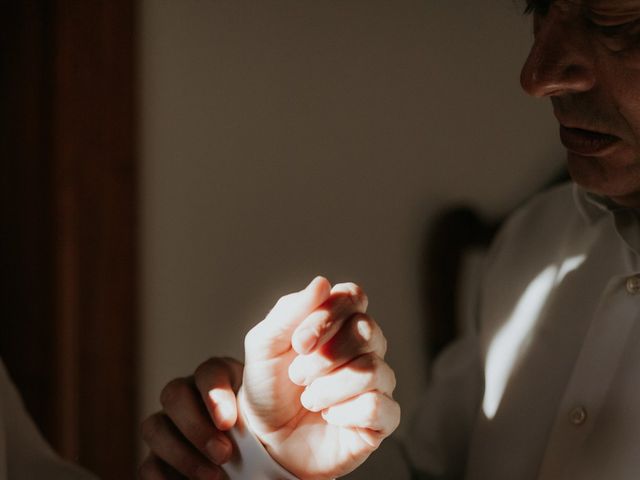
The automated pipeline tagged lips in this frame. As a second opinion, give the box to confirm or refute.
[559,125,621,156]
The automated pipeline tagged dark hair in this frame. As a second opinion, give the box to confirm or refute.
[523,0,552,15]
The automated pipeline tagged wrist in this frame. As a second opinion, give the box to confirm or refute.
[236,385,278,453]
[223,388,299,480]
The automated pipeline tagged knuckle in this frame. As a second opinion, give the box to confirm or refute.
[365,392,383,415]
[361,369,377,391]
[194,357,226,384]
[137,457,156,479]
[221,356,243,370]
[160,377,190,409]
[334,282,368,309]
[344,281,361,295]
[244,324,263,351]
[387,365,397,392]
[178,455,202,479]
[358,291,370,309]
[391,401,402,431]
[356,351,378,370]
[364,408,379,426]
[140,414,164,444]
[380,334,388,356]
[347,283,367,307]
[358,355,396,393]
[274,293,294,309]
[195,358,243,397]
[359,314,386,357]
[244,330,256,352]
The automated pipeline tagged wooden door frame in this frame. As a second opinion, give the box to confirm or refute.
[1,1,138,478]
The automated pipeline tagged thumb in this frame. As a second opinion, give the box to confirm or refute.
[244,276,331,362]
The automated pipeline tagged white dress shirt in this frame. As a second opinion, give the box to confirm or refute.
[240,182,640,480]
[408,181,640,479]
[0,361,97,480]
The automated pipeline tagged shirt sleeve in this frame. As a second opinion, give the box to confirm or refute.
[0,360,99,480]
[403,334,484,479]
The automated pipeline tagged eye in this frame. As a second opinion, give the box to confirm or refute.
[589,18,640,38]
[598,24,630,37]
[587,11,640,36]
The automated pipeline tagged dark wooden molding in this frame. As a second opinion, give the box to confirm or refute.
[51,1,138,477]
[1,0,57,442]
[1,1,138,478]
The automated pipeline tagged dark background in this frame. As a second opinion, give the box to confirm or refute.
[1,1,137,478]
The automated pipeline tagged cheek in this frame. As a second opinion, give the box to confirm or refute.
[618,95,640,149]
[609,55,640,147]
[618,43,640,69]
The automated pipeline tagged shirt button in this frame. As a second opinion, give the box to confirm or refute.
[569,406,588,426]
[626,276,640,294]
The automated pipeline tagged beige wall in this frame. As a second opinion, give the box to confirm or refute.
[138,0,563,447]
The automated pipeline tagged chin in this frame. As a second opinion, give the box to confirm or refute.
[567,152,640,208]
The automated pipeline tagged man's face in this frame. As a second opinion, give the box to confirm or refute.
[521,0,640,207]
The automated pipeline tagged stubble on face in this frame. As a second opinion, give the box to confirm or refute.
[529,0,640,205]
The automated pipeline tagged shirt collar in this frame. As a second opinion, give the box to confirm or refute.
[573,182,640,256]
[573,182,625,224]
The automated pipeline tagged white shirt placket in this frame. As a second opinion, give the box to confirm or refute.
[537,274,640,480]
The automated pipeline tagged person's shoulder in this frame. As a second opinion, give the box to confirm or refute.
[497,181,581,243]
[485,181,582,266]
[508,181,577,231]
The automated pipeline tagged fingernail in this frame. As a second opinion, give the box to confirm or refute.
[356,316,373,341]
[288,360,307,385]
[300,389,316,411]
[205,436,232,465]
[293,327,317,354]
[208,389,234,428]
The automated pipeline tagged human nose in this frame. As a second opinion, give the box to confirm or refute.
[520,12,596,97]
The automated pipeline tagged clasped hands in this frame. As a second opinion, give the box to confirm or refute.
[140,277,401,480]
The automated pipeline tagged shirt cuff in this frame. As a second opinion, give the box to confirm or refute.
[222,390,299,480]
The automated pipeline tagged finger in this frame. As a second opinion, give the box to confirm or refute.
[194,357,243,431]
[291,282,369,355]
[245,276,332,362]
[321,392,401,438]
[299,353,396,412]
[141,413,225,480]
[288,313,386,385]
[138,454,185,480]
[160,377,233,464]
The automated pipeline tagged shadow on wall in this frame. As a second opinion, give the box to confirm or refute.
[420,168,570,365]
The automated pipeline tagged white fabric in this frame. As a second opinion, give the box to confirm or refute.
[0,361,97,480]
[239,182,640,480]
[408,182,640,479]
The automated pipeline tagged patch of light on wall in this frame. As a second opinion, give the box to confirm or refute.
[482,254,586,419]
